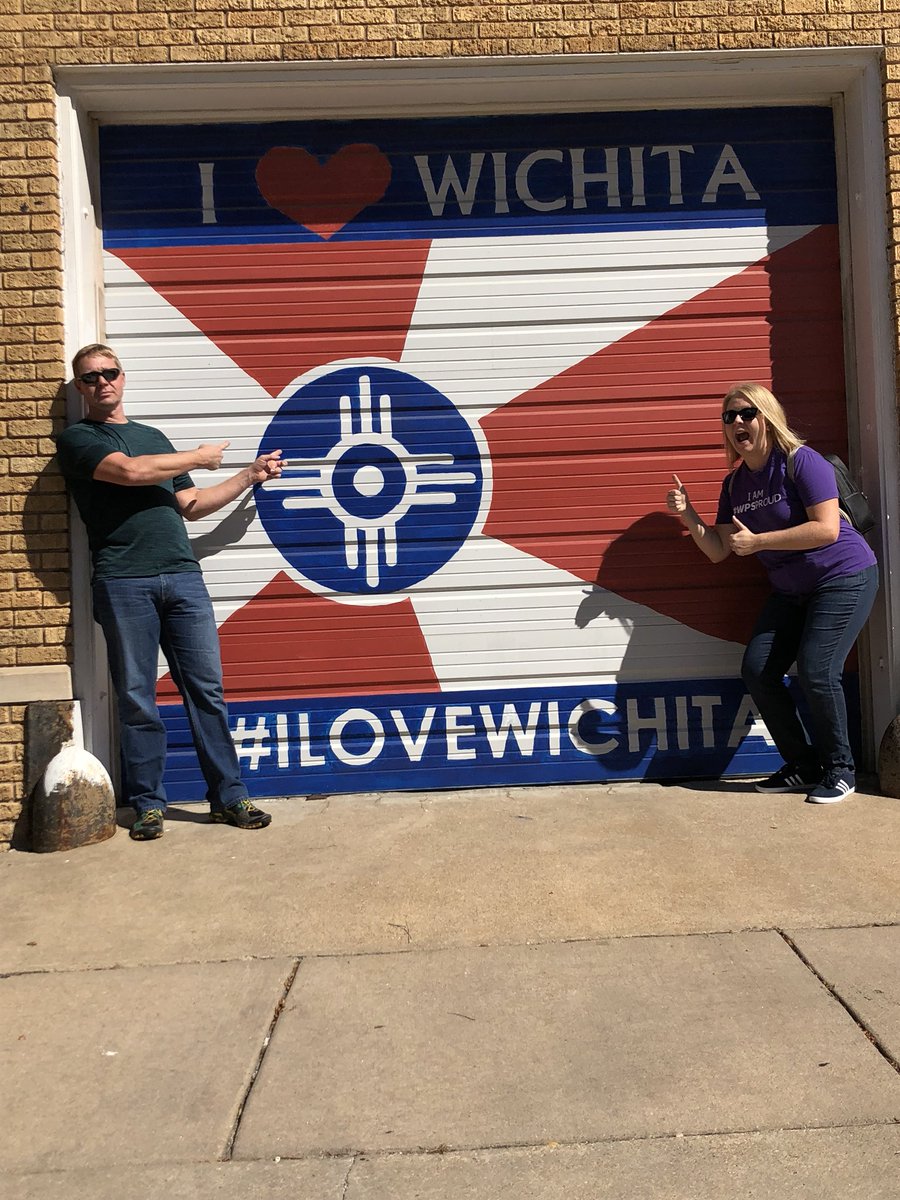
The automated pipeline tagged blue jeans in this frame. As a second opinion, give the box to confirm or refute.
[92,572,248,814]
[741,565,879,776]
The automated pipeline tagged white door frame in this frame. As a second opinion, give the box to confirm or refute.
[56,47,899,770]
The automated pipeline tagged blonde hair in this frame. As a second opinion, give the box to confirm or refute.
[721,382,805,465]
[72,343,122,375]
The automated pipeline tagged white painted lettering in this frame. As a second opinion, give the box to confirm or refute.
[675,695,690,750]
[626,696,668,752]
[199,161,217,224]
[232,716,271,771]
[702,144,760,204]
[391,707,436,763]
[650,145,694,205]
[276,712,289,768]
[415,152,485,216]
[491,150,510,214]
[571,147,620,209]
[568,699,619,756]
[298,712,325,766]
[516,149,566,212]
[446,705,478,760]
[329,708,385,766]
[629,146,646,207]
[413,142,759,217]
[547,701,561,756]
[691,695,722,749]
[728,695,776,748]
[479,702,541,758]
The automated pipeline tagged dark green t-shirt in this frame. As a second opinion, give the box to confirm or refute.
[56,419,200,581]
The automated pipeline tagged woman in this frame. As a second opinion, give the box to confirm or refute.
[666,383,878,802]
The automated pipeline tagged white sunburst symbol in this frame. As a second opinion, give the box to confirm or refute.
[265,373,478,588]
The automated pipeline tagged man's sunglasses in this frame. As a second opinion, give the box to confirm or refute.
[78,367,121,386]
[722,405,758,425]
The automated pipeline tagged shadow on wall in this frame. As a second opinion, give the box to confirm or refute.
[576,510,767,644]
[22,390,73,608]
[15,389,74,846]
[189,491,258,561]
[574,510,757,782]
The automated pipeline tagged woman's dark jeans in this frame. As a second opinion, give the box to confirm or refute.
[741,565,879,775]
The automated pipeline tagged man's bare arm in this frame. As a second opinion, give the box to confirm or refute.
[92,440,230,486]
[176,450,285,521]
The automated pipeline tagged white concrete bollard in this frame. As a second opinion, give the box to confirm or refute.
[30,701,117,852]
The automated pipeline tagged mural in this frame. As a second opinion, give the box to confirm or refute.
[99,107,847,797]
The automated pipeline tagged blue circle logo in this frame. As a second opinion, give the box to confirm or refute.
[255,366,485,595]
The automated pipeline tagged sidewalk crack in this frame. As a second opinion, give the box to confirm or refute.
[340,1153,358,1198]
[222,956,302,1161]
[777,929,900,1076]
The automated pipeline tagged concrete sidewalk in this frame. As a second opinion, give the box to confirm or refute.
[2,780,900,1197]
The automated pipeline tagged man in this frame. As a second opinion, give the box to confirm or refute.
[56,343,284,841]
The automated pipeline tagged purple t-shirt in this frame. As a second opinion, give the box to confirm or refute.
[715,446,876,594]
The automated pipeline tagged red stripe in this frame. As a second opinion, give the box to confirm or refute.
[157,571,440,702]
[481,226,846,644]
[113,239,433,398]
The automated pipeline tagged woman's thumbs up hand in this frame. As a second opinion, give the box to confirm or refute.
[729,515,758,556]
[666,473,689,515]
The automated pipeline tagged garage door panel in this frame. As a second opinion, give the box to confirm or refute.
[98,104,848,796]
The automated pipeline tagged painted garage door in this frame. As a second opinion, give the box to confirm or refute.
[98,105,848,798]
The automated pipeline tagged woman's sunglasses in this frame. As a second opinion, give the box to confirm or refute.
[722,405,758,425]
[78,367,121,386]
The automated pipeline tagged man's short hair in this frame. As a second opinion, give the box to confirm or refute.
[72,343,122,375]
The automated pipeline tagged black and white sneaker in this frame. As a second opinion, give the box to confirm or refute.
[755,764,822,793]
[806,770,855,804]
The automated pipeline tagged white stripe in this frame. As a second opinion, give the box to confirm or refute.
[407,536,745,691]
[400,225,818,417]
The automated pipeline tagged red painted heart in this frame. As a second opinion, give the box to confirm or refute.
[255,144,392,239]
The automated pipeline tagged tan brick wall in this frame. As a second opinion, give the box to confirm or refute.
[0,2,898,846]
[0,704,27,846]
